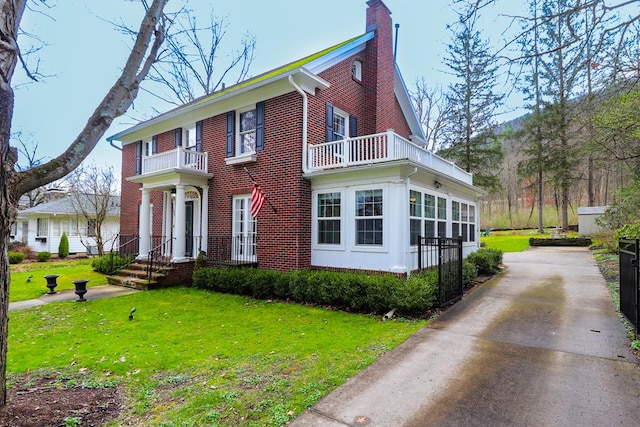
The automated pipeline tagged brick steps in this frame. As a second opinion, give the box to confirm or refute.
[106,260,175,290]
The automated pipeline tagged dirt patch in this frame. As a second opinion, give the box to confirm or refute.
[0,374,124,427]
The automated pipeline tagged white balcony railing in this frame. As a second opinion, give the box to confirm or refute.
[142,148,208,175]
[307,130,472,185]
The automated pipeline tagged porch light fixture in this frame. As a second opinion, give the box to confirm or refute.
[434,180,442,189]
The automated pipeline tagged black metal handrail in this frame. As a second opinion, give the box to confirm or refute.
[147,236,175,282]
[107,234,139,274]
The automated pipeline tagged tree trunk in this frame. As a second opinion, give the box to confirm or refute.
[0,0,168,405]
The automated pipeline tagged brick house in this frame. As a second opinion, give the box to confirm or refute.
[107,0,483,278]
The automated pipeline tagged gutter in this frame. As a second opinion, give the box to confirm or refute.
[288,75,309,173]
[109,139,122,151]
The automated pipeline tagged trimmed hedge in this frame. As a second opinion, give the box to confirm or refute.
[529,237,592,247]
[8,251,25,264]
[192,267,439,316]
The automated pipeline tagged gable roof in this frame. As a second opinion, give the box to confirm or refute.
[19,194,120,217]
[108,30,425,144]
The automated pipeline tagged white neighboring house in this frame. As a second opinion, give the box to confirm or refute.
[11,194,120,256]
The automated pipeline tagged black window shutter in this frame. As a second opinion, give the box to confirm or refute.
[135,140,142,175]
[255,101,265,151]
[326,103,334,142]
[174,128,182,148]
[349,116,358,138]
[151,135,158,154]
[226,111,235,157]
[196,121,203,152]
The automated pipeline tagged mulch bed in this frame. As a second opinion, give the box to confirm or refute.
[0,375,124,427]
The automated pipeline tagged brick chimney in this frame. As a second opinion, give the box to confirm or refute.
[364,0,395,134]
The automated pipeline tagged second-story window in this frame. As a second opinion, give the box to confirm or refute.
[238,108,257,154]
[185,126,197,150]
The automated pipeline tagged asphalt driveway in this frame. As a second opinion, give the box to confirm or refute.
[290,247,640,426]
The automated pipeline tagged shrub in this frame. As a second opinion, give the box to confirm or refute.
[92,253,133,273]
[36,251,51,262]
[462,260,478,288]
[616,221,640,240]
[8,242,34,259]
[466,248,502,275]
[394,269,438,314]
[58,232,69,259]
[8,251,25,264]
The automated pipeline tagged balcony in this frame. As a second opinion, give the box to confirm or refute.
[307,130,472,185]
[142,148,209,176]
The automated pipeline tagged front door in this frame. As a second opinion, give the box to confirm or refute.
[185,200,194,257]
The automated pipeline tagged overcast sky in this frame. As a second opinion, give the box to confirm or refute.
[13,0,523,180]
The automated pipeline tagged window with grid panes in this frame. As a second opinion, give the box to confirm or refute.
[409,190,422,245]
[317,192,341,244]
[355,189,383,245]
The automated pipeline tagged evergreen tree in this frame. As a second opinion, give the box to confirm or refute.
[438,1,504,194]
[58,232,69,259]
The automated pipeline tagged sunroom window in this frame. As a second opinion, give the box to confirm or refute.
[317,192,341,245]
[355,189,383,246]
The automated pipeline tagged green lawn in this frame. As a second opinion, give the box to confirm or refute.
[7,287,426,426]
[9,258,108,302]
[480,229,565,252]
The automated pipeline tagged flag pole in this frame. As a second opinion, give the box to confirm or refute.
[244,167,277,213]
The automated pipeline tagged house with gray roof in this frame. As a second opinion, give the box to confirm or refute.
[12,194,120,256]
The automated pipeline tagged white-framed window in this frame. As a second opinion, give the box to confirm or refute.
[36,218,49,238]
[410,190,422,245]
[317,192,341,245]
[421,192,448,240]
[10,221,17,237]
[184,125,197,150]
[87,218,97,237]
[52,218,79,237]
[238,107,257,154]
[232,195,257,261]
[437,197,447,237]
[351,59,363,81]
[452,201,460,238]
[144,140,153,157]
[333,108,348,141]
[355,189,383,246]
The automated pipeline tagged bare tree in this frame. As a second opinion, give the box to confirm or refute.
[410,77,448,151]
[0,0,168,405]
[146,9,256,106]
[66,164,120,257]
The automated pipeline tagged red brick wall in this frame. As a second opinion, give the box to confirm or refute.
[120,143,140,236]
[118,0,410,272]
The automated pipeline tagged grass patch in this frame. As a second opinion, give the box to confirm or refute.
[481,229,580,253]
[8,287,425,426]
[9,259,108,302]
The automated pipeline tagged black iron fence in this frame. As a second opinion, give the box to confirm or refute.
[619,238,639,337]
[417,236,463,307]
[207,235,258,267]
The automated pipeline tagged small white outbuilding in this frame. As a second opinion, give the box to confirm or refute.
[577,206,609,236]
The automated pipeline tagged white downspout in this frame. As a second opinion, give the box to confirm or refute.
[288,75,309,173]
[406,167,418,276]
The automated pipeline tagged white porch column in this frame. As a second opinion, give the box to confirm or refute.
[162,191,172,257]
[138,188,151,259]
[201,185,209,255]
[173,184,186,261]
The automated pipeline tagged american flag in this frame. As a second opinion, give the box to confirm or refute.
[250,184,266,217]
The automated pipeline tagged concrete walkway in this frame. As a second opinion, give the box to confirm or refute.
[291,247,640,426]
[8,285,139,311]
